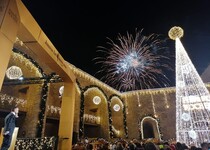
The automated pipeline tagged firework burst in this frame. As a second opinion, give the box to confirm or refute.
[94,29,173,92]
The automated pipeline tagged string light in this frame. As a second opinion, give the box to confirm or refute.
[140,116,162,140]
[12,51,43,78]
[47,105,61,115]
[112,125,120,136]
[137,93,141,107]
[83,114,100,124]
[0,93,27,106]
[150,92,157,117]
[163,91,170,108]
[124,95,129,115]
[15,137,56,149]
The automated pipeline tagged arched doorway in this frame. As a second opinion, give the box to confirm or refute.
[140,116,161,140]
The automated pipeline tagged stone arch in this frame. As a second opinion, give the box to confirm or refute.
[82,86,109,139]
[140,116,161,140]
[110,95,125,138]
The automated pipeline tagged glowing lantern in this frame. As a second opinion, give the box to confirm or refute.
[59,86,64,96]
[188,130,196,139]
[6,66,23,79]
[113,104,120,112]
[181,113,191,121]
[93,96,101,105]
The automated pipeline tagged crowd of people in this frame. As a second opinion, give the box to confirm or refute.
[72,137,210,150]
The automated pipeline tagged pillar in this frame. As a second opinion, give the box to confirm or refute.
[58,81,76,150]
[0,0,20,90]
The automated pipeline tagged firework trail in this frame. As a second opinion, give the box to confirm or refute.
[94,29,173,92]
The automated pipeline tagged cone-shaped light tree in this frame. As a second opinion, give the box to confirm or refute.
[169,26,210,147]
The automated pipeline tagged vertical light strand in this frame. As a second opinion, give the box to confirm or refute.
[137,93,141,107]
[150,92,157,117]
[163,91,169,108]
[124,95,129,114]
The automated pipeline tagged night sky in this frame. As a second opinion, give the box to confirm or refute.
[21,0,210,89]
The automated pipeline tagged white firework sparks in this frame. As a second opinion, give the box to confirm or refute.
[94,29,173,92]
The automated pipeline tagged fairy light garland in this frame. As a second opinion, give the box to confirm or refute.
[15,136,57,149]
[163,91,170,108]
[137,93,141,107]
[0,93,27,106]
[47,105,61,115]
[150,93,157,117]
[139,114,163,140]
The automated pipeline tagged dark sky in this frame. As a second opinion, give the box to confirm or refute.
[21,0,210,88]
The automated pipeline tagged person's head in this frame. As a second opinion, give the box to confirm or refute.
[201,142,208,150]
[11,106,19,114]
[145,142,158,150]
[176,142,184,150]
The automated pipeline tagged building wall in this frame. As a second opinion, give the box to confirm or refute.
[74,76,178,141]
[125,90,176,140]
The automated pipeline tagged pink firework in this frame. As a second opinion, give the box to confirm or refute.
[94,29,173,92]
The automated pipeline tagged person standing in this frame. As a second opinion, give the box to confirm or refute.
[1,106,19,150]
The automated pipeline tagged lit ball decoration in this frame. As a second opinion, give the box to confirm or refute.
[6,66,23,79]
[168,26,184,40]
[113,104,120,112]
[59,86,64,96]
[188,130,197,139]
[181,113,191,121]
[93,96,101,105]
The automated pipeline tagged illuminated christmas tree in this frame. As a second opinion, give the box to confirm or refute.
[169,26,210,147]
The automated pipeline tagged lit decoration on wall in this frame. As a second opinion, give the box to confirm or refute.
[181,113,191,121]
[150,93,157,117]
[67,60,181,97]
[83,114,100,124]
[0,93,27,106]
[112,125,120,136]
[92,96,101,105]
[15,136,56,149]
[163,91,169,108]
[139,115,162,140]
[169,26,210,146]
[59,86,64,96]
[6,66,23,79]
[67,62,121,95]
[94,29,173,92]
[47,105,61,115]
[122,94,129,115]
[137,93,141,107]
[122,87,176,97]
[113,104,120,112]
[12,49,44,78]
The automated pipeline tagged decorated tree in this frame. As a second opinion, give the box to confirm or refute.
[169,26,210,147]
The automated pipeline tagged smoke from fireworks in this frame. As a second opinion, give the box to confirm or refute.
[94,29,173,92]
